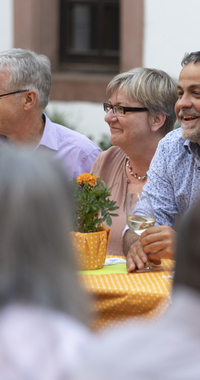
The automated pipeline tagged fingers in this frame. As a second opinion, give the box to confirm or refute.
[148,248,173,260]
[140,225,177,260]
[149,258,162,265]
[125,226,177,273]
[126,240,148,273]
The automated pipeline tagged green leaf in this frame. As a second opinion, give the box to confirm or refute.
[71,175,119,233]
[106,215,112,226]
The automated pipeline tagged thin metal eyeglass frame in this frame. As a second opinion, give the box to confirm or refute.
[103,103,148,115]
[0,90,29,98]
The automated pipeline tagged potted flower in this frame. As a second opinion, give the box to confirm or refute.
[71,173,119,270]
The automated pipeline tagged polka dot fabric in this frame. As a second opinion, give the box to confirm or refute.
[71,228,110,270]
[79,256,174,332]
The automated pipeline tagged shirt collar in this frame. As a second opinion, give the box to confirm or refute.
[37,113,58,152]
[184,139,200,158]
[0,135,7,146]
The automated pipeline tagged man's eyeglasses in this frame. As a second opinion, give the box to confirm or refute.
[0,90,29,98]
[103,103,148,116]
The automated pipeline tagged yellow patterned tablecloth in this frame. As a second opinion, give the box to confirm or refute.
[79,256,174,333]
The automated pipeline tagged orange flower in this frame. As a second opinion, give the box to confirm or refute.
[77,173,96,186]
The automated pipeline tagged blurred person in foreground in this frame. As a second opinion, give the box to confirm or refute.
[0,146,93,380]
[0,48,101,179]
[73,198,200,380]
[124,51,200,272]
[91,67,178,256]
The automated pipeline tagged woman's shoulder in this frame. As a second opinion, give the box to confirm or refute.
[91,146,126,181]
[95,146,126,163]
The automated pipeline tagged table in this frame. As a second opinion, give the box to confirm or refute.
[79,256,174,333]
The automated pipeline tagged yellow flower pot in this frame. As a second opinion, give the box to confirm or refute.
[71,227,110,270]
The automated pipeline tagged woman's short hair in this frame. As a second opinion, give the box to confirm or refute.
[0,48,51,110]
[0,146,87,323]
[106,67,178,135]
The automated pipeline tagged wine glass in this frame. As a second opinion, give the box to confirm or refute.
[126,191,162,272]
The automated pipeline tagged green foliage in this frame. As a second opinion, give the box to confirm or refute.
[98,133,112,151]
[45,109,112,150]
[72,174,119,233]
[44,109,75,130]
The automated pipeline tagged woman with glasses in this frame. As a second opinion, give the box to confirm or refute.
[91,67,178,256]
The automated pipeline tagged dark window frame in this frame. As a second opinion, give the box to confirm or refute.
[60,0,120,73]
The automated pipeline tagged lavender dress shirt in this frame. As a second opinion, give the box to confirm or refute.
[37,114,102,180]
[0,114,102,180]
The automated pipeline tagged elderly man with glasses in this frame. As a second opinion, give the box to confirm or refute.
[0,48,101,180]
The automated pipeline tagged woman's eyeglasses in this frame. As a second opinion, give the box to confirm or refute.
[103,103,148,116]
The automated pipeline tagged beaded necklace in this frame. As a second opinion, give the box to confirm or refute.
[126,157,147,181]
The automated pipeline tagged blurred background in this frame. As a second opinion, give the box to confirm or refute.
[1,0,200,147]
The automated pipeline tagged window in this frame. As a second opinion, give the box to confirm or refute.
[60,0,120,73]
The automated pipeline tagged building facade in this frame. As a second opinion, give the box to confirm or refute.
[14,0,144,103]
[3,0,200,105]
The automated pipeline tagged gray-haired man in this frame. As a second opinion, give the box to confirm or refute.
[0,48,101,179]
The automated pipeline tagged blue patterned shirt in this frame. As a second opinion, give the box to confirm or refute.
[141,128,200,226]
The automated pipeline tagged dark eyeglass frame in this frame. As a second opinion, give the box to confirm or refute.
[103,102,148,115]
[0,90,29,98]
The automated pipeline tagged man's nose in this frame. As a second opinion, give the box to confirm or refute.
[176,94,193,109]
[104,109,118,123]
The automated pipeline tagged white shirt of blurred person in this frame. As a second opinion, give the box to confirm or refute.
[91,68,178,256]
[0,146,94,380]
[0,48,101,180]
[124,51,200,272]
[73,199,200,380]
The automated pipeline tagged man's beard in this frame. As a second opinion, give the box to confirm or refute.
[180,121,200,143]
[178,109,200,143]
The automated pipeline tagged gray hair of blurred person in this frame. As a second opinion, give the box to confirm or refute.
[0,48,51,110]
[0,146,87,324]
[174,198,200,293]
[106,67,178,136]
[181,51,200,66]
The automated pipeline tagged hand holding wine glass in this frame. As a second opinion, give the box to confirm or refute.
[126,191,162,272]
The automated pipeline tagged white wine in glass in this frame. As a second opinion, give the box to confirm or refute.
[127,215,155,236]
[126,191,162,272]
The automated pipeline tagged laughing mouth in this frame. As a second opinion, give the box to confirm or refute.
[179,109,200,121]
[182,115,199,121]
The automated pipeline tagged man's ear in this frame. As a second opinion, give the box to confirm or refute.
[151,112,166,132]
[23,90,37,110]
